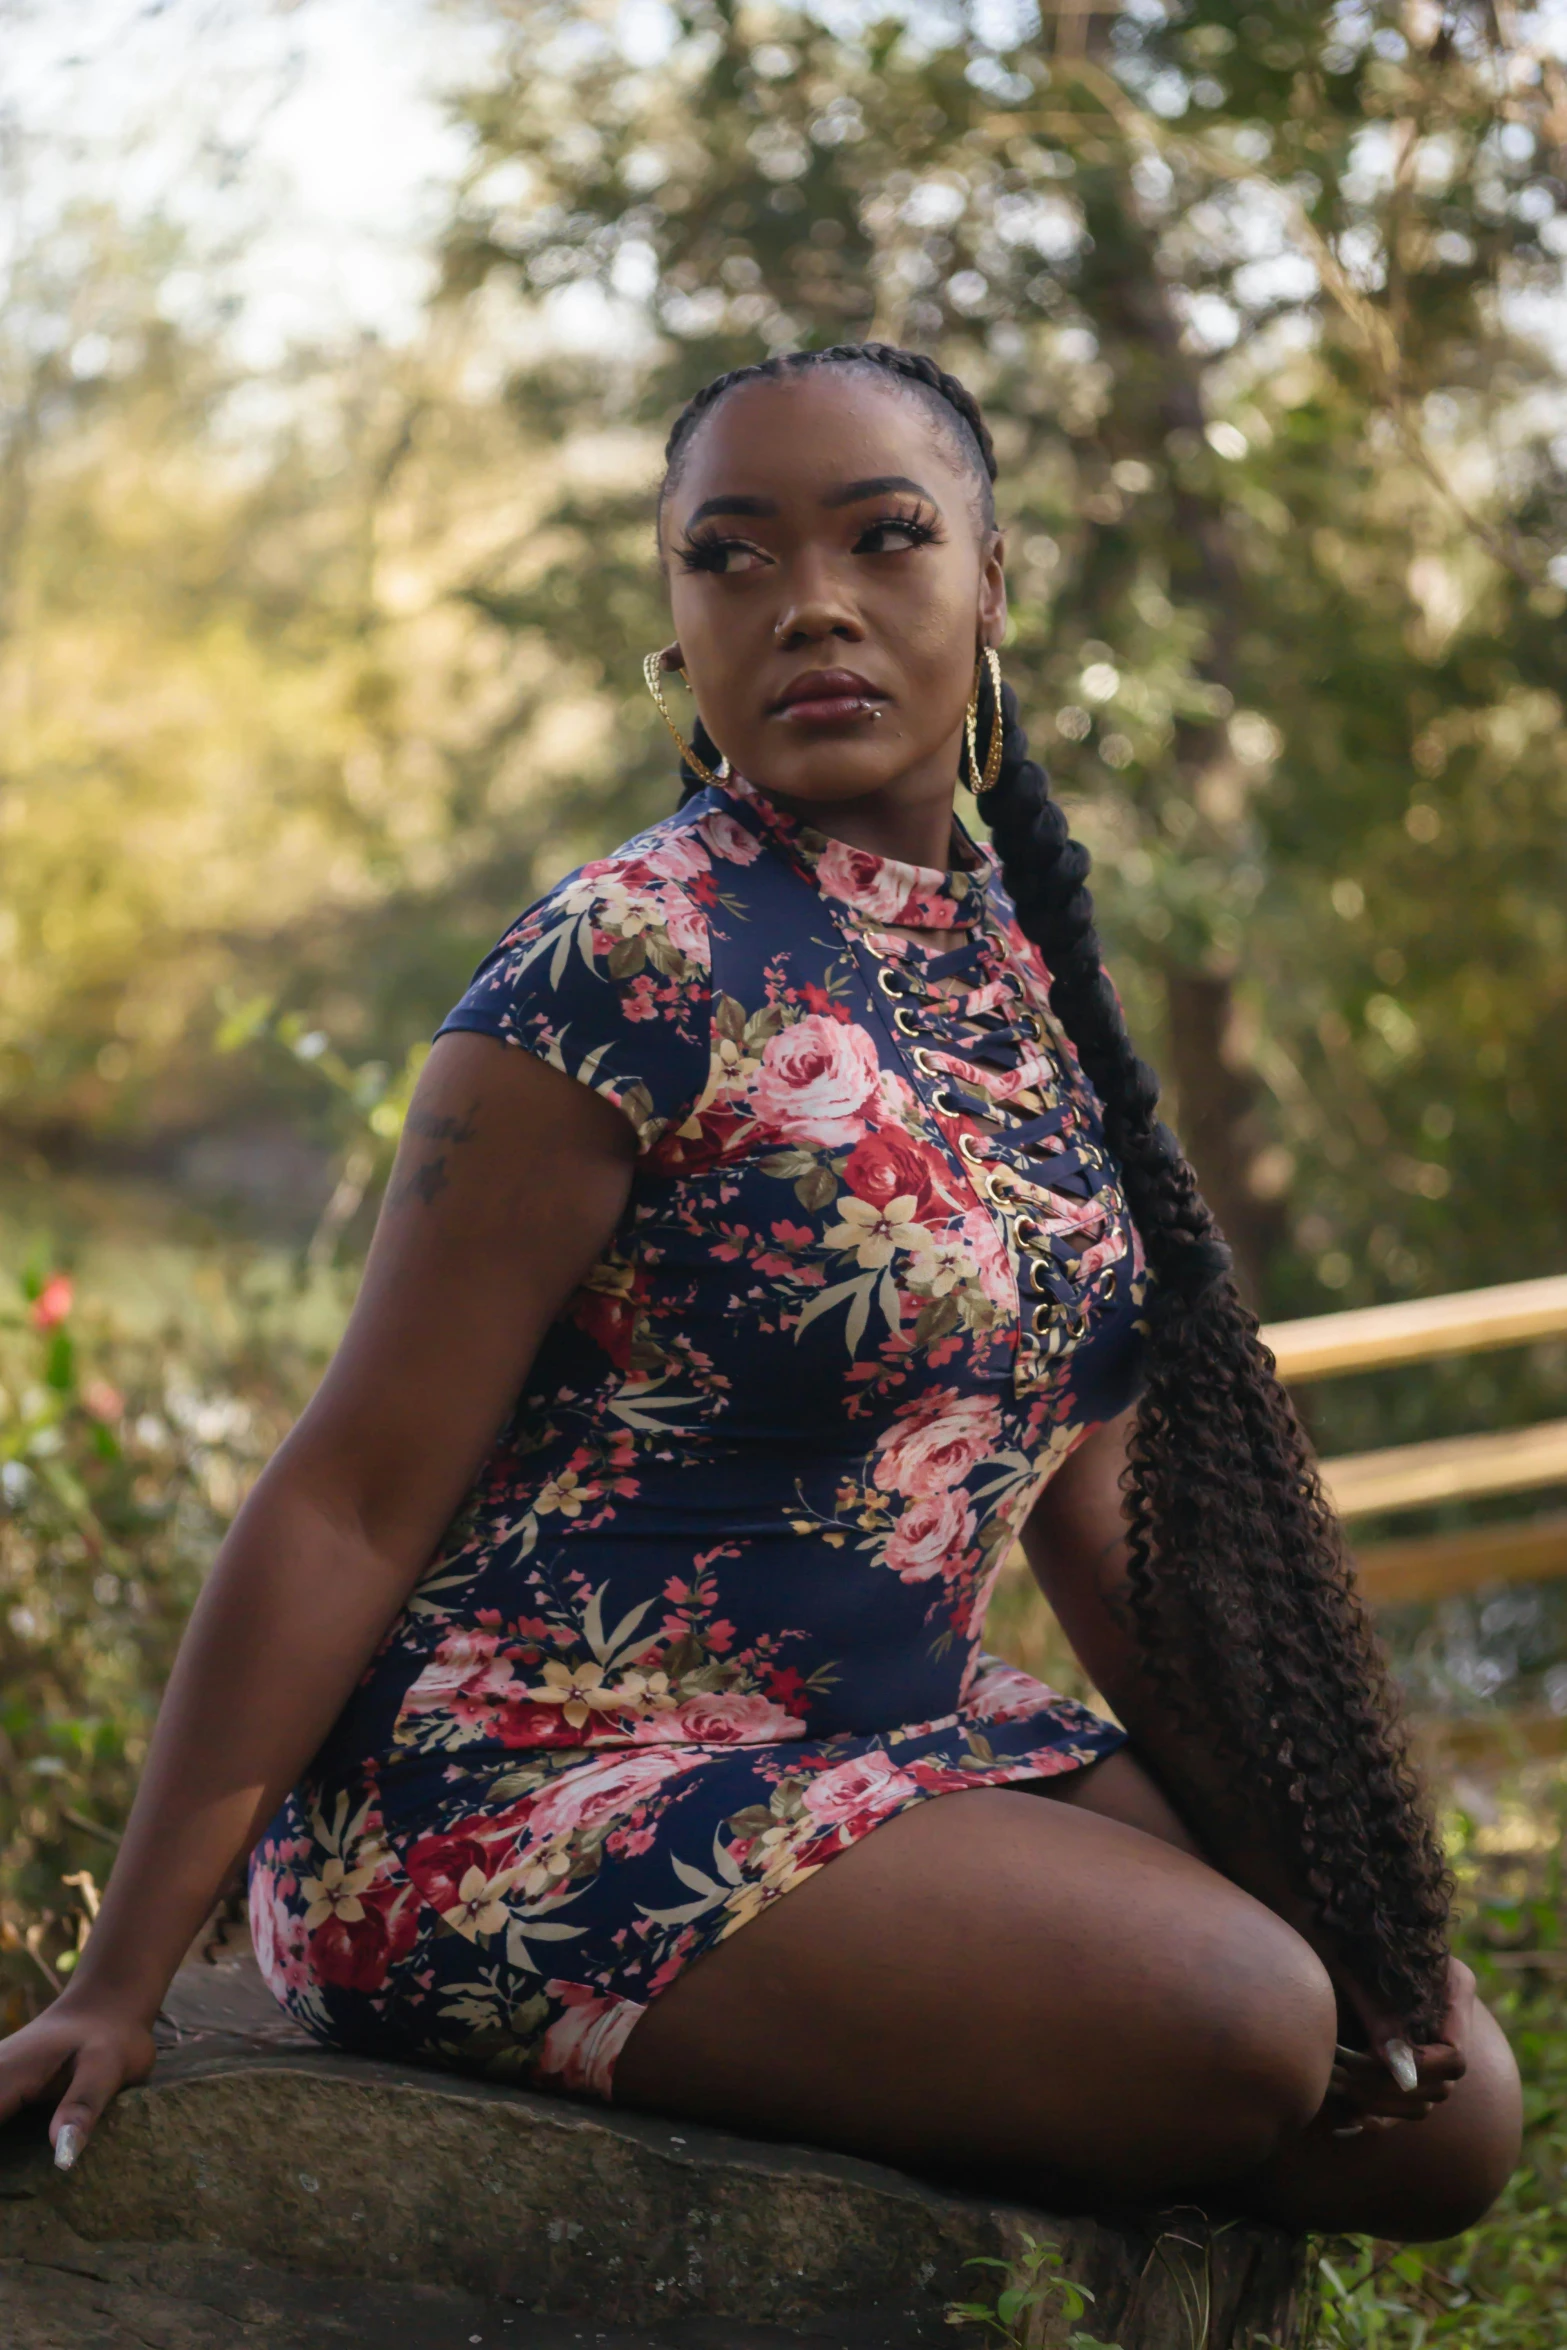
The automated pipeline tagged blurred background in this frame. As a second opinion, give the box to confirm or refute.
[1,0,1565,2316]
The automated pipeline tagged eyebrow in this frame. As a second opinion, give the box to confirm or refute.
[822,474,938,509]
[682,475,941,529]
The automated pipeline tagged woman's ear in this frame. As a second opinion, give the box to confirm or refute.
[978,530,1008,650]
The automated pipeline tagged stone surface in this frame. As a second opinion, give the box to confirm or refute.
[0,1943,1316,2348]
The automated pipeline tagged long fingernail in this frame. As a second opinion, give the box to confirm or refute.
[53,2124,83,2172]
[1385,2039,1419,2094]
[1331,2121,1364,2138]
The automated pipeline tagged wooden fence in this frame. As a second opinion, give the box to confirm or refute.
[1260,1271,1567,1608]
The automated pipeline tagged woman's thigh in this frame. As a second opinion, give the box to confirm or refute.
[612,1782,1336,2203]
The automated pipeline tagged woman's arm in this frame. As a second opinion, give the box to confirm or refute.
[0,1033,636,2161]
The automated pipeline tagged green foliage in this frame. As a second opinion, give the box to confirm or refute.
[947,2234,1121,2348]
[0,1242,333,2022]
[1313,1773,1567,2347]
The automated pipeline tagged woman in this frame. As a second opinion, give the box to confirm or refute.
[0,346,1521,2235]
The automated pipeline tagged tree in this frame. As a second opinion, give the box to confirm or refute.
[436,0,1566,1373]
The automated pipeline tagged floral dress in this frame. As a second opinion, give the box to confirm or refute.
[250,773,1146,2102]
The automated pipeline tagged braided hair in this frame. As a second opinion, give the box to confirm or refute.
[658,345,1452,2034]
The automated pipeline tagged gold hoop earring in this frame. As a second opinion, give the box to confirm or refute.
[643,651,726,786]
[964,646,1004,797]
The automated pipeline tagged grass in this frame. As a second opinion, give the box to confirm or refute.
[1311,1763,1567,2349]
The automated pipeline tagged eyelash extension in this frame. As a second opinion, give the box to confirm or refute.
[674,532,757,573]
[675,504,944,572]
[857,504,944,551]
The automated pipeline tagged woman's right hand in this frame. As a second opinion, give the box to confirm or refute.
[0,1995,156,2169]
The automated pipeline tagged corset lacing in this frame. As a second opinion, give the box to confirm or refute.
[856,918,1130,1383]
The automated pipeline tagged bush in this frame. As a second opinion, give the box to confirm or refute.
[0,1250,321,2023]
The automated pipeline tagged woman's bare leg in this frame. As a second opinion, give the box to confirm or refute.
[612,1771,1520,2239]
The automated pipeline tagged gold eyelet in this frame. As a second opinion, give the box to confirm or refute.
[893,1005,921,1037]
[876,965,910,999]
[1027,1259,1054,1296]
[957,1131,988,1163]
[1031,1302,1055,1336]
[912,1046,945,1079]
[984,1171,1018,1208]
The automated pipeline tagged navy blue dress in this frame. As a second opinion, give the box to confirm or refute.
[251,772,1145,2100]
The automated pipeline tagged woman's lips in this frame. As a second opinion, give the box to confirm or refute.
[770,671,888,726]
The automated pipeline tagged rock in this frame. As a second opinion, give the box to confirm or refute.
[0,1944,1316,2348]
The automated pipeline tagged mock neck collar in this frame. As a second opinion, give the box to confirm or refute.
[713,771,988,933]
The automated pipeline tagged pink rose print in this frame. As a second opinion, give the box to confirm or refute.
[629,1690,804,1745]
[882,1486,977,1584]
[966,1660,1063,1723]
[521,1748,694,1843]
[750,1014,882,1149]
[960,1204,1017,1314]
[814,839,918,924]
[250,1862,312,1996]
[537,1983,647,2097]
[872,1390,1004,1498]
[647,831,712,885]
[400,1630,516,1719]
[696,809,763,866]
[659,886,710,963]
[800,1752,921,1825]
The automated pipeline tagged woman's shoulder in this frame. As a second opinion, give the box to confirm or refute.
[518,807,718,979]
[436,802,748,1149]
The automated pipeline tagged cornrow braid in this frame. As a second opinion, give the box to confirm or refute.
[657,342,1453,2035]
[661,343,998,526]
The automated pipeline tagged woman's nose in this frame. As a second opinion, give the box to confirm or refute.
[772,562,865,648]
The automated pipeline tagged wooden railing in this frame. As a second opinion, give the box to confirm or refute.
[1260,1273,1567,1606]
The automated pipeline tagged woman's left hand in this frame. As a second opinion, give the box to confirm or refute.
[1324,1955,1474,2134]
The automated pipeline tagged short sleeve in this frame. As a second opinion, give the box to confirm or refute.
[436,854,714,1154]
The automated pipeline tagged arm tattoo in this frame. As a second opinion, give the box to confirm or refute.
[405,1105,479,1146]
[391,1100,479,1209]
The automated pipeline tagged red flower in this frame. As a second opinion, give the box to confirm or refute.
[310,1882,418,1993]
[402,1830,489,1917]
[29,1275,73,1331]
[843,1128,949,1223]
[648,1102,751,1178]
[569,1276,645,1372]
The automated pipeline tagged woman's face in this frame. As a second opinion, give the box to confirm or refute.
[659,369,1006,815]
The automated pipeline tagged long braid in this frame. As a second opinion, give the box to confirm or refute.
[984,677,1449,2028]
[659,345,1451,2031]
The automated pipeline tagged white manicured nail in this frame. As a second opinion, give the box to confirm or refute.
[1385,2039,1419,2094]
[54,2123,83,2172]
[1331,2121,1364,2138]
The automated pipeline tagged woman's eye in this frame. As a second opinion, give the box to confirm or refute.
[856,515,938,555]
[679,537,770,575]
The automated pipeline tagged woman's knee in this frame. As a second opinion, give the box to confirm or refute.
[1375,2005,1523,2243]
[1196,1917,1338,2163]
